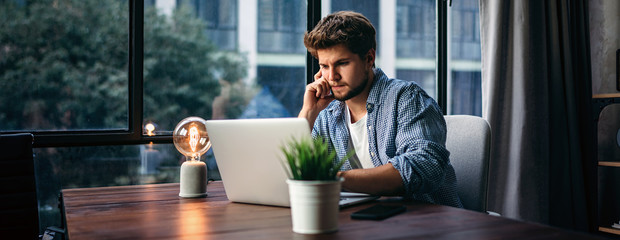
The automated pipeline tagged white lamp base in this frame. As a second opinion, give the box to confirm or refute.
[179,160,208,198]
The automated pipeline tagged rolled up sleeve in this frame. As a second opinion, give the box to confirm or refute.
[386,88,450,197]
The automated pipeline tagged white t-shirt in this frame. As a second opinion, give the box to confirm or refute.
[345,105,374,169]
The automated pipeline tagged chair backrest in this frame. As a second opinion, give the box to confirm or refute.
[444,115,491,212]
[0,133,39,239]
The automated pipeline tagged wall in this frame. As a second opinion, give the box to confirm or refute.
[590,0,619,95]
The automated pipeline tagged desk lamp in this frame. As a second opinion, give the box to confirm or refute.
[173,116,210,198]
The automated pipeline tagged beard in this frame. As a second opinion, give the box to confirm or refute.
[333,69,370,101]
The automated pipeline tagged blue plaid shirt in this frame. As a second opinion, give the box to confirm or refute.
[312,68,462,208]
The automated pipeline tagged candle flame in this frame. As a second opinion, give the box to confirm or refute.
[145,123,156,136]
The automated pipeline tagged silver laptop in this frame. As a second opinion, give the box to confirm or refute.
[205,117,378,208]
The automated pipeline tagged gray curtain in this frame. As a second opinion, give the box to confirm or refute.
[479,0,595,231]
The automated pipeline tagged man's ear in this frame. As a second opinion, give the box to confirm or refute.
[365,49,376,68]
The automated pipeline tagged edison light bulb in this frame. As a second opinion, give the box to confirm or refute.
[173,116,210,198]
[173,117,211,161]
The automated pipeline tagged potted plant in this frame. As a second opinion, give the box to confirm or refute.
[281,136,353,234]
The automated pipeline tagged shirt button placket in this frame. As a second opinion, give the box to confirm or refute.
[366,103,374,113]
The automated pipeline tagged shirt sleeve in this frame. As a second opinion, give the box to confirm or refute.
[387,86,450,196]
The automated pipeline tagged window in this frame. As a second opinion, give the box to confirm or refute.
[256,66,305,117]
[0,0,129,132]
[143,1,245,131]
[448,0,481,116]
[395,0,437,101]
[255,0,307,120]
[397,0,435,59]
[1,0,482,233]
[258,0,306,53]
[450,0,480,60]
[1,0,482,140]
[189,0,238,51]
[450,71,482,115]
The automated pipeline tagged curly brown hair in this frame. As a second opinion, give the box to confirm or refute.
[304,11,376,61]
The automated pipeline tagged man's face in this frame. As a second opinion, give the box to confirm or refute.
[317,44,374,101]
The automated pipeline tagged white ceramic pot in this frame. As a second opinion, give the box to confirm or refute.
[286,178,342,234]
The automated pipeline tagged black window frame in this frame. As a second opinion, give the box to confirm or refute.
[3,0,450,148]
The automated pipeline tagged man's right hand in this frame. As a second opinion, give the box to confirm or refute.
[298,72,335,128]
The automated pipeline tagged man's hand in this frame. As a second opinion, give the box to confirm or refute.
[298,71,335,127]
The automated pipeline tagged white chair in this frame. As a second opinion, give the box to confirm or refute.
[444,115,491,213]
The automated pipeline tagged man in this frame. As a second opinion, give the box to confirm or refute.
[299,11,462,207]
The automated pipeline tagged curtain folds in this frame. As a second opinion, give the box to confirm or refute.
[479,0,595,231]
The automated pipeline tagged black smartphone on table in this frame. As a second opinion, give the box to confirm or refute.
[350,204,407,220]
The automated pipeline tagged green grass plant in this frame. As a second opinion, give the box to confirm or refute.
[281,136,354,181]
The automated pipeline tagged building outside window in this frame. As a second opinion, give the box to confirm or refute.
[397,0,435,59]
[193,0,238,51]
[449,0,481,116]
[450,0,480,61]
[395,0,437,100]
[257,0,306,53]
[254,0,307,120]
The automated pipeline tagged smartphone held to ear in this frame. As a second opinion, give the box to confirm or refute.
[350,204,407,220]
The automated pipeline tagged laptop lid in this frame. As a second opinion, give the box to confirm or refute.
[206,117,378,207]
[206,118,309,207]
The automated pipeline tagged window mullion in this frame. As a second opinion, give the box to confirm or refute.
[130,0,145,141]
[436,0,448,114]
[306,0,321,84]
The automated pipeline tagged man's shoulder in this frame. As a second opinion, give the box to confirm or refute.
[373,70,422,92]
[370,68,436,108]
[374,77,425,99]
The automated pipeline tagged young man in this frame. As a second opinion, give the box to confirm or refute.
[299,11,462,207]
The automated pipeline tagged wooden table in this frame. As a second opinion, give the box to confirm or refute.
[62,181,602,240]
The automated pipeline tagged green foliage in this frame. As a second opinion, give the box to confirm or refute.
[144,4,217,129]
[281,136,353,181]
[0,0,249,131]
[0,0,130,130]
